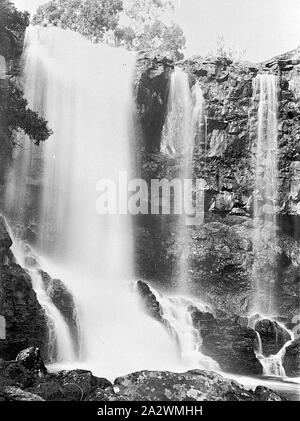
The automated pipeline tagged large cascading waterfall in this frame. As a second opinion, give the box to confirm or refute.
[252,74,279,316]
[161,69,205,290]
[5,26,193,379]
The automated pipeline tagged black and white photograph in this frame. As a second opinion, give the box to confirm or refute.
[0,0,299,411]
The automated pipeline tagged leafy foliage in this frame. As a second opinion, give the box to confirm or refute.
[0,0,52,147]
[33,0,124,42]
[212,36,246,62]
[0,81,53,145]
[0,0,30,59]
[32,0,186,59]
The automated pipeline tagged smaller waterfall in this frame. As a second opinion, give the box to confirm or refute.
[10,234,76,363]
[29,270,76,362]
[252,74,279,316]
[161,70,205,291]
[249,316,293,377]
[161,67,193,156]
[0,55,6,79]
[148,285,219,371]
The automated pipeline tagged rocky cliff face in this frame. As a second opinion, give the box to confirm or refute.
[135,50,300,320]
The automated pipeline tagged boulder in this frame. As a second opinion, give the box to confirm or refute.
[283,339,300,377]
[113,370,285,401]
[16,347,47,376]
[192,310,262,375]
[0,386,44,401]
[27,369,112,401]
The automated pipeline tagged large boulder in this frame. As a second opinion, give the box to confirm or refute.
[112,370,285,401]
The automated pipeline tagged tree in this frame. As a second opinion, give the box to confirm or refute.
[0,0,52,148]
[33,0,124,42]
[0,0,30,59]
[115,0,185,59]
[213,36,246,62]
[32,0,186,59]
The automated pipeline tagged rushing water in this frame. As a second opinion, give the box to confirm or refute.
[161,70,205,290]
[8,231,76,363]
[148,284,219,371]
[252,74,279,316]
[5,26,200,379]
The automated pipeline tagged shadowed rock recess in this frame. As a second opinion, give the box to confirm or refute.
[0,15,299,400]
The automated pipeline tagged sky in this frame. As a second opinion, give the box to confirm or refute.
[13,0,300,62]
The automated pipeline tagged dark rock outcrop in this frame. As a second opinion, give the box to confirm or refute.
[135,52,174,152]
[40,270,79,348]
[254,319,291,356]
[191,310,262,375]
[136,280,161,321]
[283,339,300,377]
[16,347,47,376]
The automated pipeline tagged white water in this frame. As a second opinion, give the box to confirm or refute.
[8,233,75,363]
[29,270,76,362]
[5,26,190,379]
[161,70,205,290]
[249,315,293,377]
[0,55,6,79]
[148,285,219,371]
[252,74,279,316]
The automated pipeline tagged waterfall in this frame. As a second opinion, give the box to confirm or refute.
[9,234,76,363]
[4,26,188,379]
[249,316,293,377]
[0,55,6,79]
[161,70,205,290]
[161,67,194,157]
[252,74,279,316]
[147,285,219,371]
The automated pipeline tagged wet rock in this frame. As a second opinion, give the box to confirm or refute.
[192,310,262,375]
[113,370,284,401]
[135,52,174,151]
[0,261,48,360]
[283,339,300,377]
[27,369,112,401]
[0,386,44,401]
[254,386,285,401]
[136,280,161,320]
[0,360,37,389]
[0,215,12,250]
[16,347,47,376]
[254,319,291,356]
